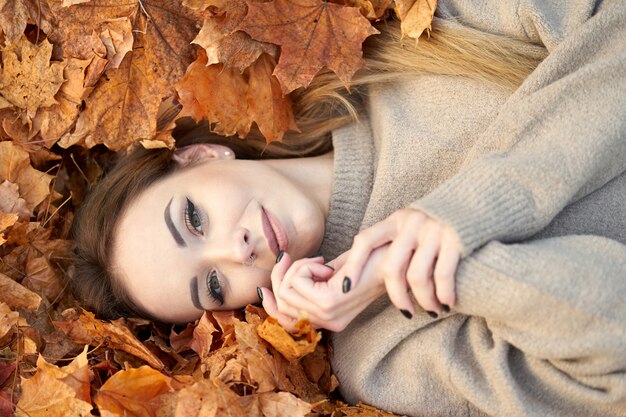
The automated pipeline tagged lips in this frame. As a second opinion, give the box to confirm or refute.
[261,207,288,257]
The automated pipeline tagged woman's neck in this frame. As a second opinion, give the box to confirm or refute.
[261,151,334,221]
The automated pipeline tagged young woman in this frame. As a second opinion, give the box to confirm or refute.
[70,1,626,416]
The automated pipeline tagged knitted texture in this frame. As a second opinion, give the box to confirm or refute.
[323,1,626,416]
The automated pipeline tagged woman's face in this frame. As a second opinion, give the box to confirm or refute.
[112,148,326,323]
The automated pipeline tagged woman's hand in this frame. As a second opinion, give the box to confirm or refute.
[259,249,387,332]
[343,208,462,316]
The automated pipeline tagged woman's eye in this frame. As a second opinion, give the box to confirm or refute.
[184,198,203,235]
[207,271,224,305]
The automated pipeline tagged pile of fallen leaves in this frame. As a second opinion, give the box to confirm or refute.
[0,0,435,415]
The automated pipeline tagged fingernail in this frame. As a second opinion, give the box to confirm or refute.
[342,276,351,293]
[442,304,450,313]
[400,309,413,319]
[427,311,438,319]
[324,264,335,271]
[276,250,284,264]
[257,287,263,301]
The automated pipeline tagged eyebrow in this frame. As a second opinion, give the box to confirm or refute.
[164,197,186,247]
[189,276,203,310]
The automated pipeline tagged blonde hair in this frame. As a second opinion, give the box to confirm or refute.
[69,18,547,320]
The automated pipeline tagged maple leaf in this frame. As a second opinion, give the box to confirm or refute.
[0,0,56,46]
[35,347,91,404]
[0,141,53,213]
[238,0,379,94]
[0,37,65,125]
[50,0,206,151]
[15,362,93,417]
[257,317,321,363]
[0,181,30,220]
[394,0,438,40]
[176,51,297,142]
[0,272,42,310]
[338,0,394,20]
[172,377,252,417]
[53,308,165,370]
[192,0,277,72]
[0,302,18,341]
[95,366,180,417]
[0,213,18,246]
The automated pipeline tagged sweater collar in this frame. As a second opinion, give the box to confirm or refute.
[319,119,375,260]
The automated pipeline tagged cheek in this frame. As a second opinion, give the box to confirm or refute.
[228,268,272,308]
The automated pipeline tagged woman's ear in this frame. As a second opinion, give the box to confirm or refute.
[171,144,235,168]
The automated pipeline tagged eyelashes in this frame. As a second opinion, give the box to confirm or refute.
[207,270,224,305]
[184,198,204,236]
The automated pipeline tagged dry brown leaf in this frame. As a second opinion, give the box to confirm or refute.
[0,212,18,245]
[0,141,53,213]
[99,18,134,70]
[0,180,33,221]
[0,302,18,341]
[189,311,218,361]
[0,37,66,125]
[247,53,299,142]
[239,0,379,94]
[0,272,41,310]
[62,0,91,6]
[172,377,252,417]
[0,0,55,46]
[36,346,91,404]
[257,317,321,363]
[338,0,394,20]
[15,362,92,417]
[53,309,165,370]
[176,51,296,142]
[50,0,205,151]
[258,391,311,417]
[192,0,277,72]
[394,0,438,40]
[95,366,178,417]
[22,255,64,302]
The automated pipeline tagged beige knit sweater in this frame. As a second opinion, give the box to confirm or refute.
[320,1,626,416]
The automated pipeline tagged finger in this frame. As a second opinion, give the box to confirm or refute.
[260,288,299,331]
[271,252,295,317]
[406,229,441,315]
[342,220,396,292]
[433,234,461,308]
[278,263,334,315]
[380,234,416,314]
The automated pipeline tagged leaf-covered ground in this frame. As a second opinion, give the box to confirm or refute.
[0,1,436,415]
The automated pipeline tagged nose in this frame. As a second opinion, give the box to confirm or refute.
[207,227,254,265]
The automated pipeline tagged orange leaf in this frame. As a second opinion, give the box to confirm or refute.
[0,213,18,246]
[394,0,438,40]
[239,0,379,94]
[257,317,321,362]
[258,391,311,417]
[192,0,277,72]
[0,0,56,46]
[0,272,41,311]
[337,0,394,20]
[16,362,92,417]
[36,346,91,404]
[0,302,18,341]
[53,309,165,370]
[95,366,177,417]
[0,37,65,124]
[0,141,53,213]
[172,377,253,417]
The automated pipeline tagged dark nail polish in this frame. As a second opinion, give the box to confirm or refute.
[442,304,450,313]
[400,309,413,319]
[257,287,263,301]
[342,277,351,293]
[427,311,438,319]
[276,250,284,263]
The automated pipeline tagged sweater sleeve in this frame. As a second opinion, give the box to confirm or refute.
[411,0,626,256]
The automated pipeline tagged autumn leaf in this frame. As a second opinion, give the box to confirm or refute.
[36,346,91,403]
[0,181,32,221]
[239,0,379,94]
[176,51,296,142]
[394,0,438,40]
[0,213,18,246]
[0,141,53,213]
[50,0,206,151]
[338,0,394,20]
[0,36,65,125]
[53,309,165,370]
[16,361,93,417]
[192,0,277,72]
[172,377,252,417]
[0,272,41,310]
[258,391,311,417]
[257,317,321,362]
[0,0,56,46]
[95,366,179,417]
[0,302,18,341]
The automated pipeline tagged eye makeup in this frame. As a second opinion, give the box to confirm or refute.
[206,270,225,305]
